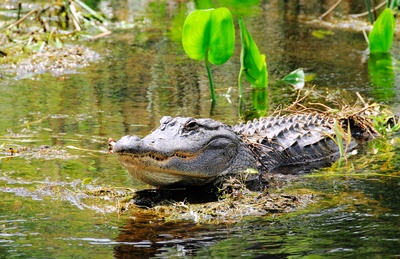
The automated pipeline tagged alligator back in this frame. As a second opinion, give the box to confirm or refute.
[233,114,355,173]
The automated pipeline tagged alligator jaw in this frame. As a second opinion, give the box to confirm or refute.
[117,154,216,187]
[118,146,206,163]
[113,132,243,187]
[112,116,259,187]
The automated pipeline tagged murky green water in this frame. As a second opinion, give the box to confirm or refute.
[1,0,400,258]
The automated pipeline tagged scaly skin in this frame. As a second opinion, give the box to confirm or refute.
[113,116,257,187]
[113,114,361,188]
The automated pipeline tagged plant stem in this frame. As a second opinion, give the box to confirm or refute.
[237,67,244,118]
[365,0,375,23]
[210,99,216,116]
[238,67,244,98]
[205,51,216,102]
[17,3,21,29]
[238,94,243,119]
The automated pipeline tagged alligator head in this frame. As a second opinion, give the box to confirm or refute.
[113,116,257,187]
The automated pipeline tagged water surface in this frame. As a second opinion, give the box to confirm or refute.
[1,0,399,258]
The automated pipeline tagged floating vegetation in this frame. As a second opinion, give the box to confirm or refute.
[0,1,110,79]
[0,176,134,214]
[54,178,314,224]
[309,136,400,179]
[0,44,100,79]
[0,143,78,161]
[151,192,309,224]
[0,111,110,162]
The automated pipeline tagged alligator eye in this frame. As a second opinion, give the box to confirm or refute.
[184,119,198,130]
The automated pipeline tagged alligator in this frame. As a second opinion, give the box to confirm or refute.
[111,113,376,189]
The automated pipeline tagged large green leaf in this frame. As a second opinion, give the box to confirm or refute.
[368,8,396,54]
[239,17,263,82]
[252,58,268,88]
[238,17,268,88]
[182,8,235,65]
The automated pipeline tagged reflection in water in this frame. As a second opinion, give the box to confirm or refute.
[368,52,396,102]
[114,211,223,258]
[241,88,270,120]
[112,175,400,258]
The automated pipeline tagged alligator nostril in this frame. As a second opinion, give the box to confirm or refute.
[130,135,141,141]
[160,116,172,125]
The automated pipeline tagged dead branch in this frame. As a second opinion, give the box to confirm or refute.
[7,8,39,30]
[89,30,112,41]
[319,0,343,20]
[350,0,387,18]
[356,92,368,107]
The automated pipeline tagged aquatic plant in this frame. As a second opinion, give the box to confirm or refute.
[333,119,352,159]
[182,8,235,102]
[368,8,396,53]
[182,6,311,115]
[320,1,396,54]
[182,7,271,104]
[282,68,306,90]
[387,0,400,9]
[238,17,268,96]
[371,112,400,137]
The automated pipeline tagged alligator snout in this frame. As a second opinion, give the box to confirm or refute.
[112,135,143,153]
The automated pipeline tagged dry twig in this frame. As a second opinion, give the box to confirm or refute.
[7,8,39,29]
[350,0,387,18]
[319,0,343,20]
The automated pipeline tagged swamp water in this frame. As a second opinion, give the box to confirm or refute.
[0,0,400,258]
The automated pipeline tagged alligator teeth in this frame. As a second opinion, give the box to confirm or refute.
[130,151,191,162]
[175,153,189,159]
[148,153,166,161]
